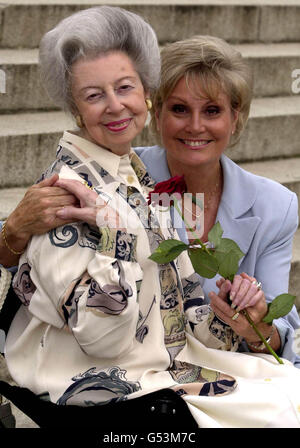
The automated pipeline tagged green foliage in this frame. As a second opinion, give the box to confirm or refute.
[188,248,219,279]
[208,225,244,282]
[149,221,296,325]
[263,294,296,324]
[217,250,240,283]
[148,239,188,264]
[207,221,223,247]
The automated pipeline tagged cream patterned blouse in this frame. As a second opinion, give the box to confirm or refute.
[6,131,239,407]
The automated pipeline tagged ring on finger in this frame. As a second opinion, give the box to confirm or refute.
[83,181,93,190]
[231,312,240,321]
[252,280,262,290]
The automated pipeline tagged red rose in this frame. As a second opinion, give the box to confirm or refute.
[147,175,187,206]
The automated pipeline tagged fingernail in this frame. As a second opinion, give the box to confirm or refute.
[231,302,237,309]
[229,291,236,301]
[56,207,66,218]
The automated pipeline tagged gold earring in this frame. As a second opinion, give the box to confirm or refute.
[76,115,83,128]
[145,98,152,111]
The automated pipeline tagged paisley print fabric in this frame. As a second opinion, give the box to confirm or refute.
[98,229,138,262]
[169,361,236,397]
[12,263,36,306]
[57,366,141,406]
[8,131,242,413]
[86,260,133,315]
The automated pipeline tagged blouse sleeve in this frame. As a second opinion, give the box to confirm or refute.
[13,225,143,359]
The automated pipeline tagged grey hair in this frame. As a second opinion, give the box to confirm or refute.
[39,6,160,112]
[151,35,253,147]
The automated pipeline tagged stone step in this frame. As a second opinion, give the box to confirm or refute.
[0,49,55,112]
[0,187,30,221]
[1,1,300,49]
[225,96,300,162]
[1,43,300,112]
[1,96,300,188]
[234,43,300,98]
[0,111,74,188]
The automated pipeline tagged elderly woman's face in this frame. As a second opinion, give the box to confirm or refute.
[155,77,238,169]
[71,51,148,156]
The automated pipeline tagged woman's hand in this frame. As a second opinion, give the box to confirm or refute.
[0,174,78,266]
[208,273,280,349]
[55,178,123,229]
[229,272,264,312]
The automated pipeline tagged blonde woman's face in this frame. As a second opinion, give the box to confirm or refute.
[71,51,148,156]
[155,77,238,170]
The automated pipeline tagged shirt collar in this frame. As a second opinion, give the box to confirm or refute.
[61,130,133,178]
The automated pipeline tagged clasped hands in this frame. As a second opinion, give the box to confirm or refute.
[55,177,124,229]
[209,273,273,344]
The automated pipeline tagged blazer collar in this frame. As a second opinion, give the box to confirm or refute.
[220,154,258,218]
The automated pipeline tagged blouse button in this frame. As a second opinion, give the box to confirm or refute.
[127,175,135,184]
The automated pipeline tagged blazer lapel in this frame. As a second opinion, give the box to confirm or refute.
[218,155,261,260]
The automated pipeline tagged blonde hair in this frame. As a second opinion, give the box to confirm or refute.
[150,35,253,147]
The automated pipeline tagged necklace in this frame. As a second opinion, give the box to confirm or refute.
[183,200,203,218]
[183,171,223,217]
[203,177,222,211]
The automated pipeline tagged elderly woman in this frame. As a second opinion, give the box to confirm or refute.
[1,28,300,427]
[0,6,204,428]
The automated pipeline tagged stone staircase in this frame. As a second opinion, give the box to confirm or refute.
[0,0,299,309]
[1,0,300,428]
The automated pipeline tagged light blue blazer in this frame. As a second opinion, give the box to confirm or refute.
[135,145,300,366]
